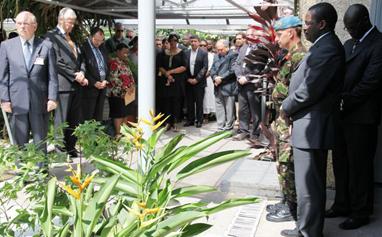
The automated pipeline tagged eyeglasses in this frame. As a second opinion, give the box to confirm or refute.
[200,45,207,47]
[16,22,32,26]
[116,30,124,32]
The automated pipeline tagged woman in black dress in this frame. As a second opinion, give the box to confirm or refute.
[158,33,187,131]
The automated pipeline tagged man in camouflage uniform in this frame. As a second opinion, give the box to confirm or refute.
[264,16,306,228]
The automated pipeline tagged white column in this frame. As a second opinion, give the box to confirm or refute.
[371,0,382,183]
[138,0,156,137]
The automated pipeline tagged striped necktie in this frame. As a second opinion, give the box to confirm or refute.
[24,41,32,69]
[351,40,359,54]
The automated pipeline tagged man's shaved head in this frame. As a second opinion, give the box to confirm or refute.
[343,4,372,39]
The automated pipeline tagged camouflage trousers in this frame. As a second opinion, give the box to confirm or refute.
[271,113,297,219]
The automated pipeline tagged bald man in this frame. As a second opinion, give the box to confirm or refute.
[327,4,382,230]
[0,11,58,154]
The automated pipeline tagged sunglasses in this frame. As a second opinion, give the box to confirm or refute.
[116,30,124,32]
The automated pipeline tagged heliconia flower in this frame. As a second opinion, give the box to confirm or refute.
[149,109,155,118]
[150,116,170,131]
[138,202,147,209]
[143,207,160,215]
[141,118,153,126]
[152,113,165,123]
[70,175,82,188]
[63,185,81,200]
[80,173,95,191]
[128,121,139,128]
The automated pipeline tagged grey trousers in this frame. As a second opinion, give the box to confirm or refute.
[215,89,235,131]
[238,85,261,136]
[10,112,49,153]
[294,148,327,237]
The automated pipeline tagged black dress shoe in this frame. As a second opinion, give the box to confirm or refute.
[325,208,349,218]
[68,149,78,158]
[266,207,294,222]
[339,217,370,230]
[266,202,286,213]
[195,122,202,128]
[183,121,194,127]
[281,227,303,237]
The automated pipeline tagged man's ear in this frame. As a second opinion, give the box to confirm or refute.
[318,20,327,31]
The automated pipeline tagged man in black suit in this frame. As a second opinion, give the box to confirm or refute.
[325,4,382,230]
[184,35,208,128]
[45,7,88,158]
[81,27,108,122]
[281,3,345,237]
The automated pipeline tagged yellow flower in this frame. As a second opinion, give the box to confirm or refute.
[63,185,81,200]
[138,202,147,208]
[80,173,95,191]
[70,175,82,189]
[143,207,160,215]
[149,109,155,118]
[151,115,170,131]
[128,121,140,128]
[152,113,165,123]
[141,118,153,126]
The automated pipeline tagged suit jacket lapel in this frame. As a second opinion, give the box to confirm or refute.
[347,28,377,62]
[29,38,43,73]
[15,37,29,73]
[55,28,78,62]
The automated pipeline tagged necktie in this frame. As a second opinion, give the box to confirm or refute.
[24,41,32,69]
[351,40,359,54]
[94,48,106,79]
[65,33,77,58]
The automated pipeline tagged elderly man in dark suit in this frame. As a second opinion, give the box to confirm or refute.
[0,11,58,154]
[184,35,208,128]
[81,27,109,122]
[325,4,382,230]
[210,39,238,131]
[280,3,345,237]
[45,7,88,158]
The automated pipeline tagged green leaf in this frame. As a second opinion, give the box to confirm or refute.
[148,211,206,237]
[94,177,139,198]
[99,215,119,237]
[34,205,73,217]
[172,185,216,198]
[202,197,260,215]
[167,131,233,173]
[147,127,166,150]
[40,177,57,237]
[83,175,120,237]
[167,202,208,215]
[154,133,185,162]
[176,150,251,180]
[181,223,212,237]
[56,223,70,237]
[91,156,141,183]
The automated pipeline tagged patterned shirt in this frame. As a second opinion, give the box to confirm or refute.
[106,56,135,98]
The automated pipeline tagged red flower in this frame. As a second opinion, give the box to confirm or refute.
[119,74,134,88]
[109,60,118,71]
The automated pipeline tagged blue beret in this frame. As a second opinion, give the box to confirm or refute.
[274,16,302,31]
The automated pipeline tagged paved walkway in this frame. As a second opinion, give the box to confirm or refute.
[1,121,382,237]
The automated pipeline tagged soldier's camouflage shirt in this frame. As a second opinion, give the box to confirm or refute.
[271,45,306,106]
